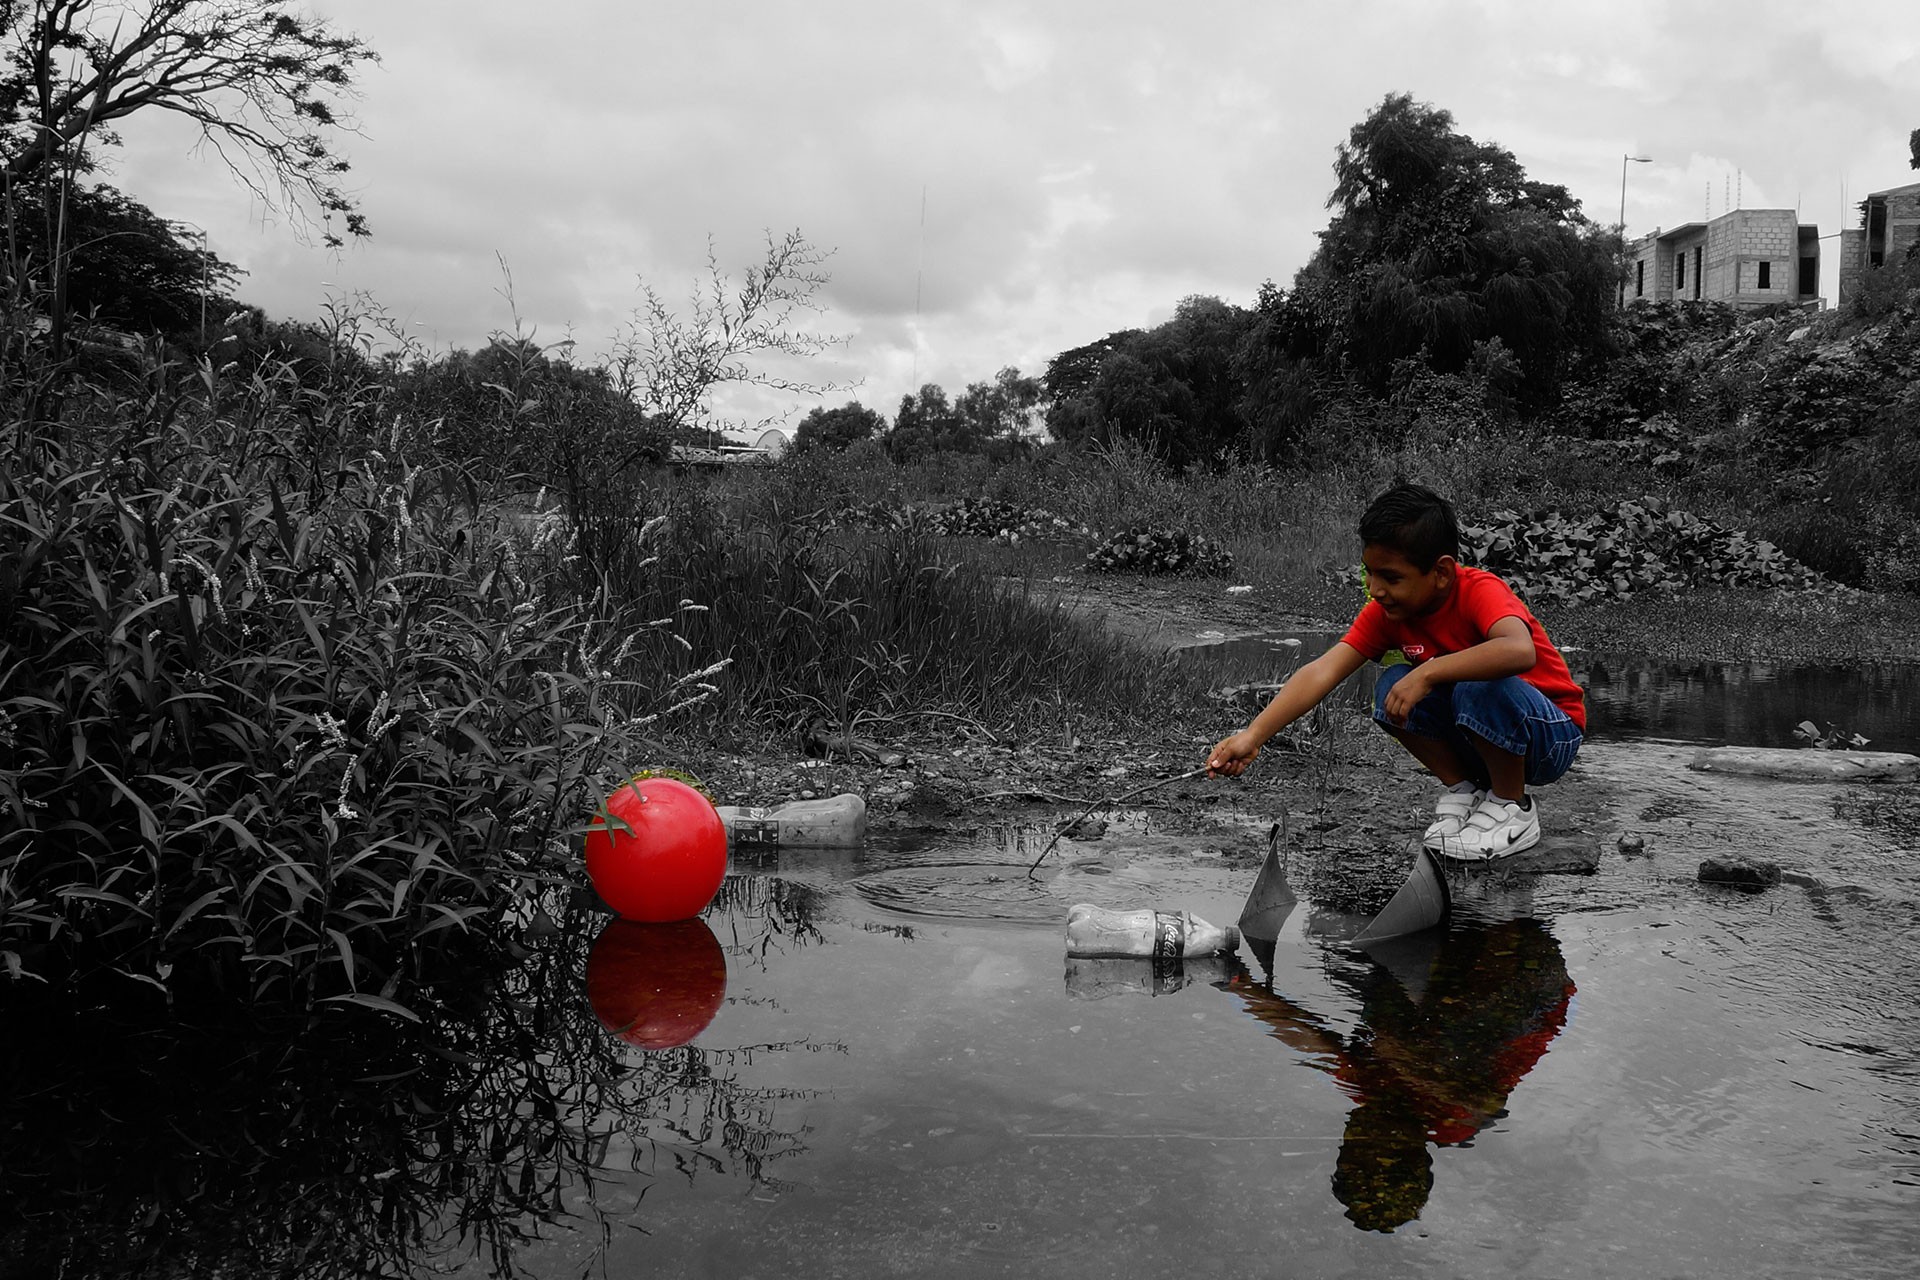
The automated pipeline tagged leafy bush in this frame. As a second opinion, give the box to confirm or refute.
[0,371,668,1006]
[922,496,1094,543]
[1462,496,1825,607]
[1086,524,1235,576]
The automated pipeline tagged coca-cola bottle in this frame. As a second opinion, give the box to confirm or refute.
[714,793,867,848]
[1064,903,1240,959]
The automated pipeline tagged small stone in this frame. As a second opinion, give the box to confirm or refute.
[1697,856,1782,889]
[1617,833,1647,856]
[799,790,817,800]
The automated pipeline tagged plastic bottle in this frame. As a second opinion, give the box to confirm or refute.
[1064,903,1240,959]
[1065,955,1234,1000]
[715,793,867,849]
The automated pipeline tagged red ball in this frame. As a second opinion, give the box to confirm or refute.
[585,917,728,1049]
[583,776,728,922]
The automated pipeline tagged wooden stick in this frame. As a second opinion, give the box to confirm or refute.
[1024,766,1210,877]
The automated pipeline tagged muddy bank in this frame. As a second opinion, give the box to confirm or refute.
[1034,571,1920,666]
[690,708,1920,927]
[674,576,1920,914]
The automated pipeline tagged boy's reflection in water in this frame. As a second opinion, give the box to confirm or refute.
[1226,917,1574,1232]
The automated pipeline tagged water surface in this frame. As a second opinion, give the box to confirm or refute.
[1175,629,1920,754]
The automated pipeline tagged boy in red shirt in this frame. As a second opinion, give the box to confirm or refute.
[1208,483,1585,859]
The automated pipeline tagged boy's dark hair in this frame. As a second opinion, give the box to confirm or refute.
[1359,483,1459,570]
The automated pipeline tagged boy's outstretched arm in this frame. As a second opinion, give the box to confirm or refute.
[1208,642,1367,777]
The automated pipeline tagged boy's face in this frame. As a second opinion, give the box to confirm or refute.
[1362,544,1456,620]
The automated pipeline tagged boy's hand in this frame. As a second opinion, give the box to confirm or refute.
[1207,731,1261,778]
[1382,666,1434,724]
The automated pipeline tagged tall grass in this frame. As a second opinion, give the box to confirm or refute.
[1,348,668,1003]
[539,472,1199,741]
[3,313,1224,999]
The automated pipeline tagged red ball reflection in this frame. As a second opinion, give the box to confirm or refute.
[585,917,728,1050]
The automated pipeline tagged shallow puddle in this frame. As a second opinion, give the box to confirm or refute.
[1176,630,1920,754]
[9,739,1920,1276]
[462,745,1920,1278]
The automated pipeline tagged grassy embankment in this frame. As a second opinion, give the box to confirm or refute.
[9,282,1920,1010]
[0,340,1201,1007]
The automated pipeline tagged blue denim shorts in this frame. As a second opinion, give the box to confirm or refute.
[1372,666,1583,787]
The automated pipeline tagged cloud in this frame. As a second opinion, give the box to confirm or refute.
[100,0,1920,429]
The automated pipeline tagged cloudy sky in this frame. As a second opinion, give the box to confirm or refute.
[115,0,1920,438]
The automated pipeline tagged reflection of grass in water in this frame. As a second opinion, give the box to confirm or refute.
[709,875,831,965]
[0,889,842,1279]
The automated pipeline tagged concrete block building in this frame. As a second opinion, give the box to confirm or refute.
[1624,208,1820,309]
[1837,180,1920,307]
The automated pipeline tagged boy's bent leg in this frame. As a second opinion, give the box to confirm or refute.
[1374,666,1490,846]
[1440,679,1580,860]
[1372,666,1482,787]
[1451,678,1581,790]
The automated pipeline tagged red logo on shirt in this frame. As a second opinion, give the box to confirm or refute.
[1402,643,1428,660]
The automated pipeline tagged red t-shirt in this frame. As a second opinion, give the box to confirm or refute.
[1340,565,1587,731]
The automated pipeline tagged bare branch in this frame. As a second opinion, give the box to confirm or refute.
[2,1,376,241]
[607,230,851,459]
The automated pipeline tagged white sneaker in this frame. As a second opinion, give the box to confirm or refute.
[1436,795,1541,861]
[1422,788,1484,848]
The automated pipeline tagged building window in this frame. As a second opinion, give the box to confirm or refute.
[1758,261,1771,290]
[1636,260,1645,297]
[1676,253,1685,290]
[1694,247,1702,300]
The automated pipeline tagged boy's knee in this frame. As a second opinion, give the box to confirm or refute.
[1451,677,1519,717]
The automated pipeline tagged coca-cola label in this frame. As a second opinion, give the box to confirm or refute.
[731,815,778,847]
[1151,958,1185,995]
[1151,911,1184,963]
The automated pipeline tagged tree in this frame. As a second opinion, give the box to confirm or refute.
[606,229,849,469]
[954,365,1042,459]
[1279,92,1617,408]
[792,400,882,453]
[1,2,377,242]
[5,180,240,333]
[1044,328,1143,437]
[885,383,966,461]
[1041,298,1256,467]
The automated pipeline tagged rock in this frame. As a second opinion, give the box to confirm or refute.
[1617,832,1648,856]
[1523,843,1601,875]
[1687,746,1920,783]
[1063,817,1108,840]
[1697,856,1782,889]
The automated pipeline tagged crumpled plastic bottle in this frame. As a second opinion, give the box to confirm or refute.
[714,793,867,848]
[1064,903,1240,959]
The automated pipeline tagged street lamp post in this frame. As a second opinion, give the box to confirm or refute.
[1619,155,1651,306]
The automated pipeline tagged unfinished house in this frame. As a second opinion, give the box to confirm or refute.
[1624,208,1820,309]
[1837,179,1920,307]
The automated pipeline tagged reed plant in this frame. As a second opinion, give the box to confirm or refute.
[0,346,674,1008]
[538,471,1200,741]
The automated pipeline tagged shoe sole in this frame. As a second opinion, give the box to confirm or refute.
[1428,825,1541,862]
